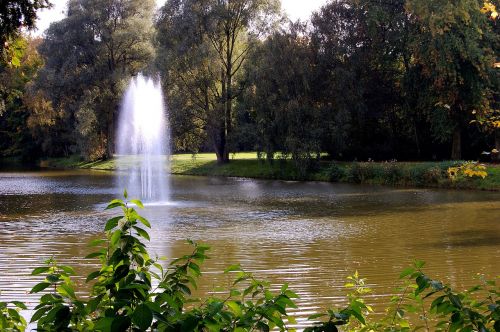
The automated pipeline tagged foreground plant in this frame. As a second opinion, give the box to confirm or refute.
[447,161,489,180]
[27,191,298,331]
[306,261,499,332]
[0,193,498,331]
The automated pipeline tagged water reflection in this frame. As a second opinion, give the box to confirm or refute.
[0,170,499,327]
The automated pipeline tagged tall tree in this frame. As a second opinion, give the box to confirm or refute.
[157,0,280,163]
[310,0,414,160]
[406,0,498,159]
[244,22,322,171]
[0,36,44,159]
[30,0,155,160]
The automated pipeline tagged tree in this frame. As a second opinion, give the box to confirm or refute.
[0,0,50,66]
[29,0,155,160]
[156,0,218,155]
[0,35,44,159]
[406,0,498,160]
[156,0,280,163]
[310,0,414,160]
[243,22,322,172]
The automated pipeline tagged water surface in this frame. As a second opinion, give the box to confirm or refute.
[0,170,499,327]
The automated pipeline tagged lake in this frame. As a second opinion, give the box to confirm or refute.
[0,169,499,327]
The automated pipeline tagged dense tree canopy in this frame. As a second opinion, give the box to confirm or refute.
[27,0,156,159]
[0,0,498,163]
[156,0,280,163]
[0,0,50,66]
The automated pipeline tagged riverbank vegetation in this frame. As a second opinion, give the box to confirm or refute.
[44,153,500,191]
[1,196,498,331]
[1,0,499,168]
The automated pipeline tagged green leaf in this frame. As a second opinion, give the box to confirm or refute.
[59,265,75,275]
[86,270,101,282]
[105,216,123,231]
[94,317,113,332]
[137,216,151,228]
[46,274,60,283]
[308,313,327,320]
[399,267,415,279]
[106,199,125,210]
[123,189,128,199]
[224,264,242,273]
[30,282,51,293]
[132,304,153,330]
[110,316,131,332]
[414,260,425,269]
[133,226,150,241]
[57,283,76,299]
[11,301,27,310]
[85,251,104,259]
[130,199,144,209]
[284,289,299,298]
[226,301,242,317]
[32,267,50,275]
[30,306,49,322]
[113,265,130,281]
[110,230,122,246]
[349,308,366,324]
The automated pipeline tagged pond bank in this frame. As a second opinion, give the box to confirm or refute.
[43,153,500,191]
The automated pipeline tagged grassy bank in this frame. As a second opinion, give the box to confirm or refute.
[43,153,500,191]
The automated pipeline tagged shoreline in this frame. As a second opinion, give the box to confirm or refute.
[38,154,500,191]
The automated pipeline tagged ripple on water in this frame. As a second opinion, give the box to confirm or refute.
[0,172,499,328]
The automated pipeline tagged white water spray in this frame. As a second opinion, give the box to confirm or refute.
[116,74,170,202]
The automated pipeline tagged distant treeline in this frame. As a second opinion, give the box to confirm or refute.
[0,0,499,165]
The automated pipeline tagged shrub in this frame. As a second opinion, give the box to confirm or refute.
[25,192,299,332]
[448,161,489,181]
[422,166,445,184]
[327,163,345,181]
[383,162,403,185]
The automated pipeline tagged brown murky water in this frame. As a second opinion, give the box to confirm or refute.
[0,169,499,327]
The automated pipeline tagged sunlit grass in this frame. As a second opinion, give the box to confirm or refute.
[172,152,260,161]
[44,154,500,190]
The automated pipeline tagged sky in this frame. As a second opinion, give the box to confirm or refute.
[34,0,328,36]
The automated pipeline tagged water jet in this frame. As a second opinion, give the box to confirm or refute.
[116,74,170,202]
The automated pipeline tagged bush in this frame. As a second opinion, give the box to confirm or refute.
[382,162,403,185]
[327,163,345,181]
[0,195,498,331]
[422,166,445,184]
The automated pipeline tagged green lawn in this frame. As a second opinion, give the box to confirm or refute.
[44,153,500,191]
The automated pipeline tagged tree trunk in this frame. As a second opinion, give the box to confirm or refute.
[451,126,461,160]
[223,29,232,163]
[216,67,228,164]
[106,111,115,160]
[214,125,226,164]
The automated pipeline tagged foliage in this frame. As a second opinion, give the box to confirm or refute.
[23,193,298,331]
[0,0,50,65]
[0,35,44,159]
[24,0,156,160]
[406,0,498,159]
[0,297,26,331]
[448,161,489,180]
[306,260,499,332]
[244,22,322,173]
[2,0,499,163]
[156,0,281,163]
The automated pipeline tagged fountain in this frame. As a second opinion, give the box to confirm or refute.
[116,74,170,202]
